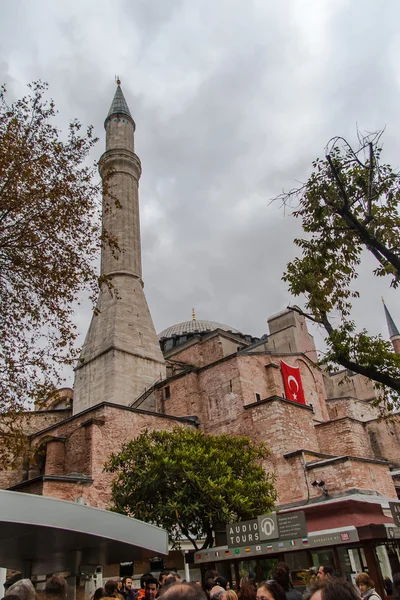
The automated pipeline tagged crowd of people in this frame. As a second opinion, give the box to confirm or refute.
[2,576,68,600]
[2,565,400,600]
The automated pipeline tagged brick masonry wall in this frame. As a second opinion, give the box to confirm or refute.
[157,371,205,421]
[29,404,195,508]
[315,418,373,458]
[238,353,329,421]
[0,409,71,489]
[15,480,44,495]
[42,480,93,504]
[0,453,26,489]
[249,399,319,455]
[305,458,396,499]
[326,397,379,421]
[166,334,234,368]
[198,357,247,433]
[165,340,206,367]
[366,417,400,466]
[275,453,309,504]
[239,355,274,406]
[328,371,377,401]
[45,439,66,475]
[246,399,319,505]
[160,348,331,429]
[267,310,318,363]
[3,341,400,512]
[0,409,71,435]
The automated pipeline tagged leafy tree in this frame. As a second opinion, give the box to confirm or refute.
[0,81,117,463]
[278,132,400,412]
[105,427,276,550]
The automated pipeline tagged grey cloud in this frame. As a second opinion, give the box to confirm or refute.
[1,0,400,388]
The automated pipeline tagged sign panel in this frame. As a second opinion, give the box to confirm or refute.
[195,526,358,564]
[227,511,306,547]
[226,519,260,547]
[309,527,359,547]
[257,513,279,541]
[389,502,400,528]
[386,526,400,540]
[277,511,307,540]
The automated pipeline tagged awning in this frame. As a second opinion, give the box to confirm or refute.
[0,490,168,575]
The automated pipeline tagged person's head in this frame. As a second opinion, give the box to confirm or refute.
[355,574,375,595]
[215,579,227,591]
[309,579,359,600]
[224,592,238,600]
[159,583,207,600]
[162,577,179,593]
[45,577,68,600]
[205,573,219,585]
[239,575,255,589]
[92,588,105,600]
[104,582,119,598]
[140,574,152,590]
[317,567,333,580]
[122,579,133,591]
[256,581,286,600]
[204,580,216,599]
[144,577,158,600]
[210,587,225,600]
[272,564,291,592]
[159,573,171,587]
[6,580,36,600]
[238,578,256,600]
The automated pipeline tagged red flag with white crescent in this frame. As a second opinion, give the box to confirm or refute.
[280,360,306,405]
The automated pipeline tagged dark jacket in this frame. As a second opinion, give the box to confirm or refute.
[120,590,137,600]
[286,589,302,600]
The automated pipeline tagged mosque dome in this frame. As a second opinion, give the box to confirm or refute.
[159,320,242,340]
[158,319,259,353]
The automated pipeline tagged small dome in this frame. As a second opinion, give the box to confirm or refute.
[158,320,242,340]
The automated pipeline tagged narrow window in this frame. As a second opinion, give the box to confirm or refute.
[165,386,171,400]
[255,393,261,402]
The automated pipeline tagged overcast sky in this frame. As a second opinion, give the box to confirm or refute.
[1,0,400,385]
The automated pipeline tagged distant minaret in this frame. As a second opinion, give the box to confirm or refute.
[73,80,165,414]
[382,299,400,355]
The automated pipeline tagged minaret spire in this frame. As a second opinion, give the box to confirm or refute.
[73,82,165,414]
[107,82,132,121]
[382,298,400,355]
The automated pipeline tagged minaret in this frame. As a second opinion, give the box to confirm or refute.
[73,81,166,415]
[382,298,400,355]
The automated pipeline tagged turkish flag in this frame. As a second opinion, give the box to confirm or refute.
[280,361,306,405]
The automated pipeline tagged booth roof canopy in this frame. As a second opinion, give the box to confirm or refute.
[0,490,168,575]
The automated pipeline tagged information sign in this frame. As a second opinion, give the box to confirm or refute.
[257,513,279,541]
[194,526,358,564]
[226,519,260,547]
[277,511,307,540]
[389,502,400,528]
[227,511,306,547]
